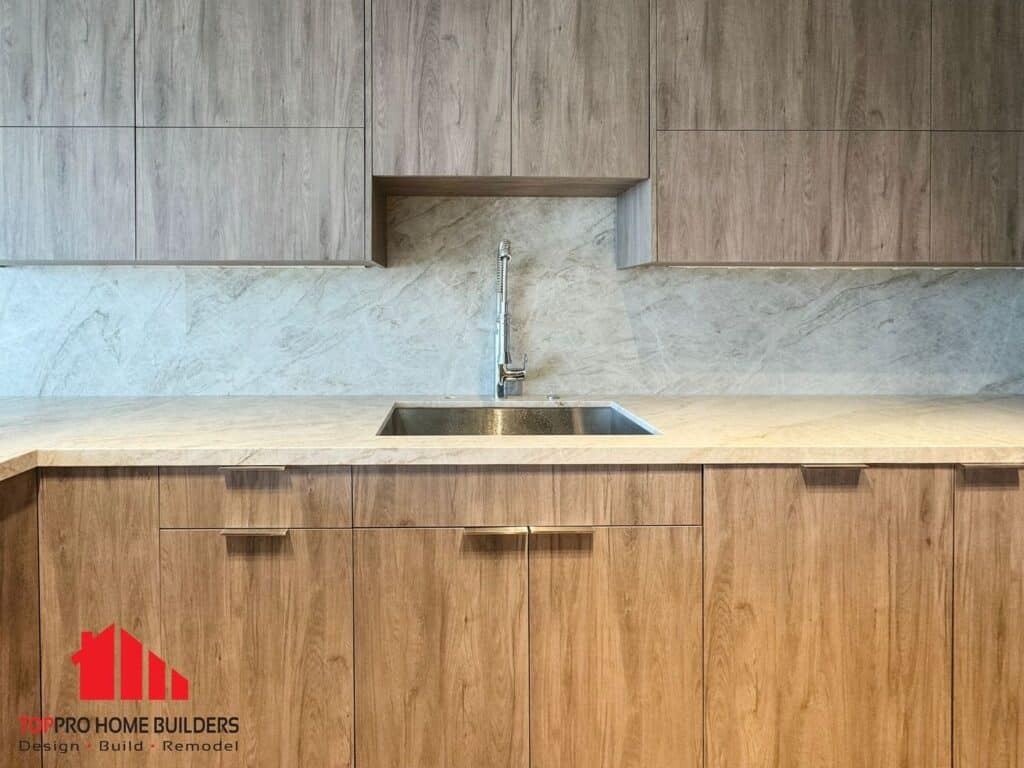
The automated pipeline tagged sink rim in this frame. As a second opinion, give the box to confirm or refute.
[376,400,661,437]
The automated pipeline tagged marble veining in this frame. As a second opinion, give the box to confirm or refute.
[2,197,1024,396]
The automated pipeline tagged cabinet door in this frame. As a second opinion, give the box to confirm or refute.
[355,528,528,768]
[372,0,512,176]
[1,471,40,760]
[512,0,648,178]
[705,466,952,768]
[955,466,1024,767]
[38,469,161,768]
[530,526,703,768]
[160,529,353,767]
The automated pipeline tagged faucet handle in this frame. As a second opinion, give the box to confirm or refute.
[501,355,528,380]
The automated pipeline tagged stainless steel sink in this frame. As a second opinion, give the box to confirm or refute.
[378,404,657,436]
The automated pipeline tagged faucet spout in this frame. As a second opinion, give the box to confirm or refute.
[495,240,527,398]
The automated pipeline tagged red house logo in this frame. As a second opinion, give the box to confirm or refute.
[72,625,189,702]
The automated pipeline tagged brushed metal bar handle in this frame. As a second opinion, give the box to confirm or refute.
[800,464,869,470]
[958,463,1023,470]
[219,528,290,538]
[462,527,529,537]
[218,465,287,472]
[529,526,595,535]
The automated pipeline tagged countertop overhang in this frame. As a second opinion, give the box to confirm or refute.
[2,395,1024,482]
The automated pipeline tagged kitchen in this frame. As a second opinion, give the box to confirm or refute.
[1,1,1023,767]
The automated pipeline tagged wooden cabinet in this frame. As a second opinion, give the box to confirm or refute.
[657,0,930,130]
[159,467,352,528]
[354,524,702,768]
[372,0,648,180]
[161,529,354,767]
[931,132,1023,264]
[655,130,930,264]
[704,466,952,768]
[136,0,363,127]
[0,128,135,264]
[0,0,133,126]
[354,465,701,527]
[0,471,40,760]
[136,128,365,263]
[933,0,1023,130]
[530,526,702,768]
[354,528,529,768]
[954,465,1024,767]
[372,0,511,176]
[38,469,162,767]
[512,0,649,178]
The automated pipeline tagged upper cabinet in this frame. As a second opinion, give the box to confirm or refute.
[625,0,1024,266]
[136,0,364,127]
[0,0,133,126]
[933,0,1023,130]
[372,0,511,176]
[657,0,930,130]
[512,0,649,178]
[371,0,649,180]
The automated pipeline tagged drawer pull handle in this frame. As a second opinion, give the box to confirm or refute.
[219,528,290,538]
[958,463,1022,470]
[462,527,529,537]
[529,526,594,535]
[800,464,869,470]
[217,466,287,472]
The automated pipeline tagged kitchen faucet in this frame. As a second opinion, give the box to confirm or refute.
[494,240,527,398]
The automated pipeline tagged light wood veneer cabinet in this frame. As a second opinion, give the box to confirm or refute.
[19,462,1024,768]
[355,525,702,768]
[955,465,1024,767]
[704,465,953,768]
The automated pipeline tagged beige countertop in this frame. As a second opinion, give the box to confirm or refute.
[1,395,1023,481]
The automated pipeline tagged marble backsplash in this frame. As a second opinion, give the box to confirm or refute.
[1,197,1023,396]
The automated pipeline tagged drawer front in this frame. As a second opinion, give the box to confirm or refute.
[353,465,701,527]
[160,467,352,528]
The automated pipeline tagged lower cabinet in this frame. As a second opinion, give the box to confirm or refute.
[354,528,530,768]
[35,463,1024,768]
[354,526,703,768]
[704,466,953,768]
[529,527,703,768]
[955,465,1024,767]
[160,529,354,767]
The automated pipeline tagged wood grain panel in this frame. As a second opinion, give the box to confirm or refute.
[137,128,364,262]
[0,128,134,263]
[136,0,363,127]
[530,526,702,768]
[933,0,1024,130]
[512,0,648,178]
[955,466,1024,767]
[0,472,40,761]
[354,528,528,768]
[372,0,511,176]
[932,132,1023,264]
[353,465,701,527]
[38,469,160,768]
[159,467,352,528]
[161,530,353,767]
[0,0,132,126]
[704,466,952,768]
[656,130,930,264]
[657,0,929,129]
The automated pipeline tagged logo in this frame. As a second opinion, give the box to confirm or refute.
[72,625,189,702]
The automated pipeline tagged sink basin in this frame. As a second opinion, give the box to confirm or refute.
[378,404,657,436]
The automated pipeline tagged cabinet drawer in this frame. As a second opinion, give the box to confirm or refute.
[354,465,701,527]
[160,467,352,528]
